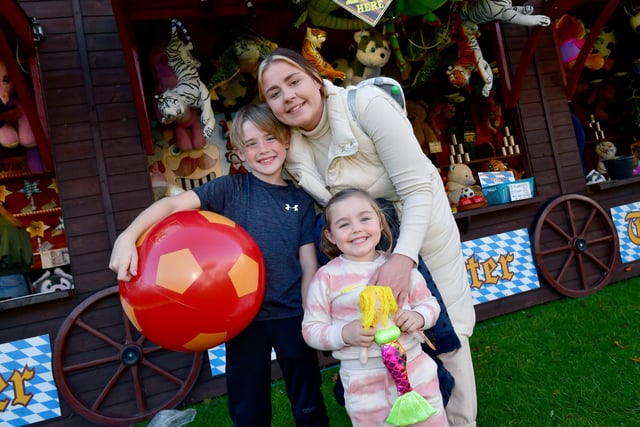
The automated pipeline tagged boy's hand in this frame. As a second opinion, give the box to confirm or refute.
[394,309,425,334]
[341,320,375,347]
[108,234,139,282]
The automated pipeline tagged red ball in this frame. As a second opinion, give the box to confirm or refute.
[119,210,265,352]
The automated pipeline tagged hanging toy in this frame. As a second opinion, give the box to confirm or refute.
[360,286,436,427]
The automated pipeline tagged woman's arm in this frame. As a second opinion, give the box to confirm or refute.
[109,190,201,282]
[360,95,437,297]
[298,242,318,308]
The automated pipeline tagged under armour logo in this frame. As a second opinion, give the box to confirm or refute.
[285,204,299,211]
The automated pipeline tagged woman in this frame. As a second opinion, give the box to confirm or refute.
[257,48,476,427]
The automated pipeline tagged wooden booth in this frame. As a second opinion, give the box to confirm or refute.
[0,0,639,425]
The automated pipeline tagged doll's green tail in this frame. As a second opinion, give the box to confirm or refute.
[386,389,436,426]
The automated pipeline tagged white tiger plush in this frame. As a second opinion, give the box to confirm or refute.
[156,19,215,140]
[460,0,551,30]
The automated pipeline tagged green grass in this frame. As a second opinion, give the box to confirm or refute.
[141,277,640,426]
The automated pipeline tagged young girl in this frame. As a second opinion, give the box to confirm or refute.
[302,188,448,427]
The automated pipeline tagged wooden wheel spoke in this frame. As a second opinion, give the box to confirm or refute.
[552,250,574,284]
[537,242,572,257]
[62,354,121,373]
[75,317,125,350]
[130,365,147,414]
[140,358,192,386]
[91,364,126,411]
[577,206,598,236]
[542,216,572,241]
[580,248,611,272]
[566,200,578,237]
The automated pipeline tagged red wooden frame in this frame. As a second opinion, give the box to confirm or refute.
[0,0,53,171]
[499,0,620,108]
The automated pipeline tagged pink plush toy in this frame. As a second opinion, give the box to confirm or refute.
[0,59,43,172]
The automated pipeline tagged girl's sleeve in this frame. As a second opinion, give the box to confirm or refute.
[408,270,441,330]
[302,269,346,351]
[359,95,437,263]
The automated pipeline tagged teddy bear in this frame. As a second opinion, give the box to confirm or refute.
[554,14,605,72]
[446,163,476,206]
[484,158,524,180]
[595,140,616,174]
[342,29,391,87]
[406,100,439,155]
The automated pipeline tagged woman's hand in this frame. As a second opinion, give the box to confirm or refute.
[108,233,139,282]
[341,320,375,347]
[370,253,414,302]
[394,309,425,333]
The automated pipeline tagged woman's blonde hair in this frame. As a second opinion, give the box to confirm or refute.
[320,188,393,259]
[228,103,290,152]
[257,47,327,101]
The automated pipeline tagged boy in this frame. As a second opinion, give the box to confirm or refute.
[109,103,329,427]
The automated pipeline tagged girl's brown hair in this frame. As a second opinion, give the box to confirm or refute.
[320,188,393,259]
[257,47,327,101]
[229,103,290,151]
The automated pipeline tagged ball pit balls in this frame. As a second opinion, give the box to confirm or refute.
[119,210,265,352]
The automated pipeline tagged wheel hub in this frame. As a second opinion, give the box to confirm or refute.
[121,344,142,366]
[574,238,588,252]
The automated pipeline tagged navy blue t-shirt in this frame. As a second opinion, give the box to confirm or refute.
[193,173,315,320]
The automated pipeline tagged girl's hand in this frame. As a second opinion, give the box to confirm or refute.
[370,253,414,302]
[394,309,425,334]
[342,320,375,347]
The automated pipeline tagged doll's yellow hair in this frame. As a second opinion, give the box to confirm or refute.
[360,286,397,329]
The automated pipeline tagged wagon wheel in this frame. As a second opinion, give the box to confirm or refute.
[53,286,203,426]
[533,194,619,297]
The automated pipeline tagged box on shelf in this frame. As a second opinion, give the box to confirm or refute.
[482,177,535,206]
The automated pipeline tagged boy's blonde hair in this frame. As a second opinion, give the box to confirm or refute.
[229,103,290,152]
[320,188,393,259]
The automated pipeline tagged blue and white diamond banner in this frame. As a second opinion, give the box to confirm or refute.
[0,335,61,426]
[461,228,540,305]
[208,344,276,377]
[610,201,640,264]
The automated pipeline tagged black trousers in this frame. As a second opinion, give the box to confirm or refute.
[225,315,330,427]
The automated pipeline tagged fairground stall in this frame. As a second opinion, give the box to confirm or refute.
[0,0,639,425]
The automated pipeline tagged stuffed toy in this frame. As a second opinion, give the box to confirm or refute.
[459,1,550,29]
[0,59,43,173]
[446,163,476,205]
[32,267,74,293]
[343,29,391,87]
[595,140,616,174]
[484,158,524,180]
[207,32,277,101]
[148,38,205,151]
[301,26,345,82]
[406,100,439,155]
[155,20,216,143]
[446,9,494,97]
[554,14,605,72]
